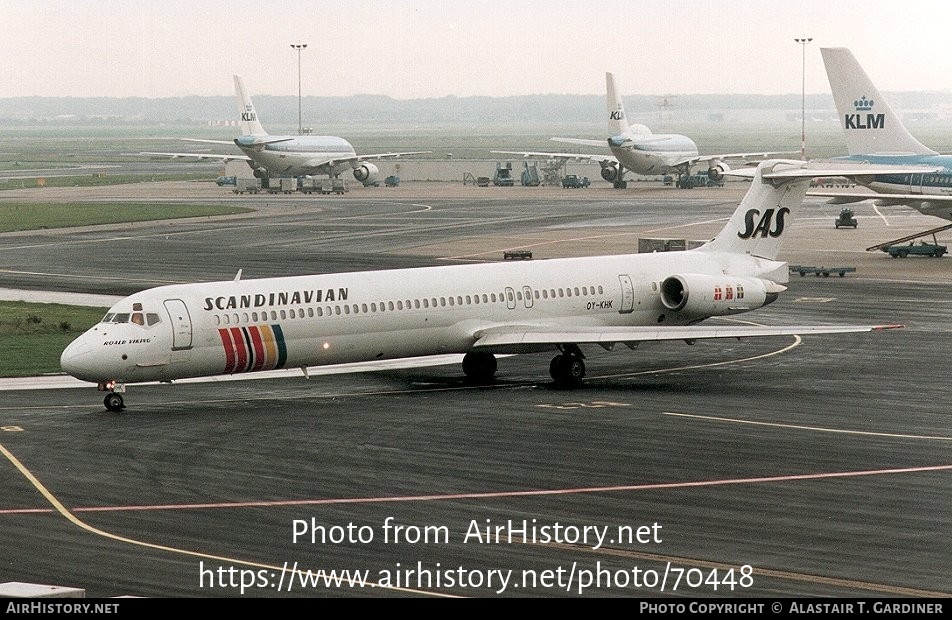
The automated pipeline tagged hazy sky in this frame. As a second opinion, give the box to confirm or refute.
[3,0,952,99]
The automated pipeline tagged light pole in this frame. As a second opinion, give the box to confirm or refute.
[291,42,307,134]
[794,37,812,160]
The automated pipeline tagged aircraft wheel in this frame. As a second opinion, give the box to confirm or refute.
[549,354,585,387]
[104,392,125,412]
[462,351,497,383]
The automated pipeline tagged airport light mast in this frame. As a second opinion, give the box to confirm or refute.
[794,37,813,160]
[291,42,307,134]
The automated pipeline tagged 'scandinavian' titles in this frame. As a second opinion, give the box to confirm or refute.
[204,288,349,311]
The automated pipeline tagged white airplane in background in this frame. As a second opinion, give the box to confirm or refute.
[60,159,923,412]
[143,75,430,185]
[494,72,784,188]
[810,47,952,222]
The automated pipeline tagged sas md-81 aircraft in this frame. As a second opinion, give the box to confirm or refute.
[143,75,430,186]
[810,47,952,222]
[494,72,784,189]
[61,159,921,412]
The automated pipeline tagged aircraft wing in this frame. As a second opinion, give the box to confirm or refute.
[671,151,797,168]
[182,138,236,145]
[139,151,251,162]
[491,150,617,165]
[808,190,952,220]
[355,151,431,162]
[471,324,902,354]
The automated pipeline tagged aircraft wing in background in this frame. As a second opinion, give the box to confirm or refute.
[490,149,617,166]
[140,151,251,163]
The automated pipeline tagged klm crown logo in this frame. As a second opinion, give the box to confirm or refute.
[853,96,874,111]
[845,95,883,130]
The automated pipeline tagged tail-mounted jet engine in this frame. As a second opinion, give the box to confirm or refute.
[659,274,779,318]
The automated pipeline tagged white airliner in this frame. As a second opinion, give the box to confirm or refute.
[494,72,783,188]
[142,75,430,185]
[810,47,952,221]
[60,159,923,412]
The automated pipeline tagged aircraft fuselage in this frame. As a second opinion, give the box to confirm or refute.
[61,250,782,386]
[236,135,357,177]
[609,134,699,175]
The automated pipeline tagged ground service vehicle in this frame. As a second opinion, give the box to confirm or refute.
[883,241,947,258]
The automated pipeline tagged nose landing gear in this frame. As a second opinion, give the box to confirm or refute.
[99,381,126,412]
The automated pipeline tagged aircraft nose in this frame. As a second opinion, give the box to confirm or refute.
[60,335,102,383]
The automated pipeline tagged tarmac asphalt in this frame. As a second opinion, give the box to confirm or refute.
[0,178,949,598]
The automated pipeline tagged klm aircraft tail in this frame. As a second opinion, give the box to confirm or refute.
[606,72,630,138]
[821,47,936,156]
[606,72,651,138]
[234,75,267,137]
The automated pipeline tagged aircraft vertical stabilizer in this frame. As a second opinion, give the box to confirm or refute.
[606,72,631,138]
[821,47,936,156]
[234,74,267,137]
[700,161,807,261]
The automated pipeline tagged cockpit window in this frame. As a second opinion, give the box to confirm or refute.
[99,309,162,327]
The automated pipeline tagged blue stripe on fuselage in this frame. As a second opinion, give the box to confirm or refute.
[833,154,952,188]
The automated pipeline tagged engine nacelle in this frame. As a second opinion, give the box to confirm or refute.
[659,274,777,318]
[252,167,270,179]
[600,164,619,182]
[707,161,730,182]
[352,162,380,184]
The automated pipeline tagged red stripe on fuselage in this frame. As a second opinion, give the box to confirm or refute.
[218,328,236,373]
[230,327,248,372]
[248,325,266,371]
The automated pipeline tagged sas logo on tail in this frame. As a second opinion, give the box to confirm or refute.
[845,96,884,130]
[737,208,789,239]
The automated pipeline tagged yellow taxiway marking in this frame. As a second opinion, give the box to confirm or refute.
[0,441,457,598]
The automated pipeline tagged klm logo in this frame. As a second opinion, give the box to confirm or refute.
[241,112,257,122]
[845,95,883,129]
[845,113,884,130]
[609,110,624,120]
[737,207,789,239]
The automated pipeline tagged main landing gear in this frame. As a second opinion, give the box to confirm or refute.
[462,347,587,387]
[549,345,586,387]
[462,351,497,384]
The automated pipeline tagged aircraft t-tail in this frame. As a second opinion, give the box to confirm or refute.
[61,159,923,411]
[142,75,429,185]
[494,72,787,188]
[811,47,952,222]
